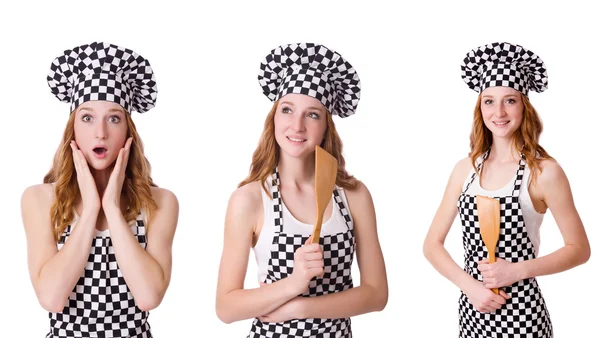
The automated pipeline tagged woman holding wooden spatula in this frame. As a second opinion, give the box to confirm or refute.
[216,43,388,337]
[423,42,590,337]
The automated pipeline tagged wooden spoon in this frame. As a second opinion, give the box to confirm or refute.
[310,145,338,244]
[476,195,501,294]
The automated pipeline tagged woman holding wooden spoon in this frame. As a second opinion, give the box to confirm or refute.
[216,43,388,337]
[423,42,590,337]
[21,42,178,337]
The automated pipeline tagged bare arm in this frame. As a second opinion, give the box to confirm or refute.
[483,160,590,288]
[105,187,179,311]
[423,159,479,291]
[289,181,388,319]
[21,184,99,312]
[423,159,509,313]
[216,183,308,324]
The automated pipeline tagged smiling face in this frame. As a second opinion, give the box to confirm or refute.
[73,101,128,171]
[274,94,328,160]
[480,86,524,140]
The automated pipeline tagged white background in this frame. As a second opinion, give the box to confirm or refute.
[0,0,598,336]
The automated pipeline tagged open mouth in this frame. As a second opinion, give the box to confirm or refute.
[93,147,107,155]
[493,121,509,125]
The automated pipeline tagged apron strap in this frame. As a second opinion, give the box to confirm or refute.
[462,150,489,194]
[512,154,527,197]
[271,167,284,234]
[333,189,353,231]
[57,225,72,244]
[135,218,147,245]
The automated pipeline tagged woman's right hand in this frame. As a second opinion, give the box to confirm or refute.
[463,279,510,313]
[70,140,100,213]
[289,236,324,294]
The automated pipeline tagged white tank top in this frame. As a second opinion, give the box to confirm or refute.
[252,180,353,283]
[462,160,545,256]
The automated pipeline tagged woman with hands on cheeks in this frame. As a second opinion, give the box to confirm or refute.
[423,42,590,337]
[21,42,178,338]
[216,43,388,337]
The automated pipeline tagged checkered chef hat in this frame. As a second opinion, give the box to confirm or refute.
[461,42,548,96]
[258,43,360,118]
[47,41,157,114]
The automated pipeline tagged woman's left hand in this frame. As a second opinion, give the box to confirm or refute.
[257,282,304,323]
[258,297,303,323]
[102,137,133,210]
[477,257,524,289]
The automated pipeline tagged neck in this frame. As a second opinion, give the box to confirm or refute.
[489,137,522,163]
[90,166,112,196]
[277,152,315,189]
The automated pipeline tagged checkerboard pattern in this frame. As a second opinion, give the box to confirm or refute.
[258,43,360,118]
[461,42,548,95]
[247,168,355,337]
[48,214,152,337]
[457,152,553,337]
[47,41,157,114]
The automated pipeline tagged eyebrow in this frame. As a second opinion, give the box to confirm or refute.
[482,94,518,99]
[77,107,125,114]
[280,101,324,112]
[109,108,126,114]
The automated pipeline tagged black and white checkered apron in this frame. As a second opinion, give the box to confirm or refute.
[457,152,552,337]
[248,168,355,337]
[47,213,152,337]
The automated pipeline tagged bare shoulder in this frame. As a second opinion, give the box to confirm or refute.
[343,180,375,220]
[150,186,179,211]
[147,187,179,239]
[343,179,372,204]
[442,157,473,188]
[535,158,567,187]
[453,157,474,179]
[21,184,55,236]
[341,180,378,233]
[227,180,263,216]
[222,181,263,237]
[537,158,564,178]
[428,157,473,203]
[21,183,55,211]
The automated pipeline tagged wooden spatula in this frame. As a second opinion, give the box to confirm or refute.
[476,195,501,294]
[310,145,338,244]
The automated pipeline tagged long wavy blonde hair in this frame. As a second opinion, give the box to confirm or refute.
[239,100,358,193]
[469,93,553,182]
[43,112,158,241]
